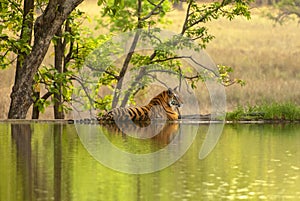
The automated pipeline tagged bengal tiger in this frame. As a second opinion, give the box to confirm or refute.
[97,88,183,122]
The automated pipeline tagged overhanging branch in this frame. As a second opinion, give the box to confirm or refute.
[150,55,219,77]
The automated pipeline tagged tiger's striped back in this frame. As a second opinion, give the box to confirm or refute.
[98,88,183,122]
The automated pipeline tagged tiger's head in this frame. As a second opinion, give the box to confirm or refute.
[167,88,183,108]
[147,87,183,120]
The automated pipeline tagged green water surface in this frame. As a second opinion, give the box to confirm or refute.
[0,123,299,201]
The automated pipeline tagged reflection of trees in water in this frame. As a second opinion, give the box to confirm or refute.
[11,124,32,201]
[11,124,64,201]
[54,124,62,201]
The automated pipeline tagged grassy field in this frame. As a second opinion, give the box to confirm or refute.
[205,9,300,111]
[0,3,299,119]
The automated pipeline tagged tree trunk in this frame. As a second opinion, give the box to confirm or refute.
[120,50,157,107]
[15,0,34,81]
[54,27,65,119]
[111,0,145,108]
[8,0,84,119]
[12,0,34,119]
[31,90,40,119]
[111,29,143,108]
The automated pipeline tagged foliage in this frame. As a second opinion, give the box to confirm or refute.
[35,2,135,116]
[217,65,246,86]
[226,102,300,121]
[0,0,31,69]
[258,102,300,120]
[86,0,253,113]
[98,0,171,31]
[4,0,87,119]
[0,1,103,117]
[33,9,104,115]
[34,66,73,113]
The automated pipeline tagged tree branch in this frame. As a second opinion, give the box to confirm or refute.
[141,0,165,21]
[150,55,219,77]
[40,91,53,102]
[181,0,193,35]
[181,0,228,34]
[146,73,170,88]
[85,64,119,80]
[71,75,101,107]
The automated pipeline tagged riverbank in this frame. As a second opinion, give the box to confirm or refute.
[1,101,300,124]
[1,102,299,124]
[1,116,299,125]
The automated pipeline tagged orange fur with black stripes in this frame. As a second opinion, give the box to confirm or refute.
[98,88,183,122]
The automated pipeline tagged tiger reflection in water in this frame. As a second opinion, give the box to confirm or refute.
[101,122,179,145]
[97,88,183,144]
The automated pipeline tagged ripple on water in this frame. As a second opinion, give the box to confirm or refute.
[202,182,215,187]
[291,165,300,171]
[237,195,249,200]
[258,195,267,200]
[236,188,249,193]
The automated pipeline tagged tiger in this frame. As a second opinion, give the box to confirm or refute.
[97,88,183,122]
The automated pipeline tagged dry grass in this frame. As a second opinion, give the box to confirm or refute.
[205,10,300,111]
[0,3,299,118]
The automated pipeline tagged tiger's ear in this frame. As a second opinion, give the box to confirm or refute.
[167,88,173,96]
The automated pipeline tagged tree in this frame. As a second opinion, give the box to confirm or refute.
[32,9,87,119]
[82,0,251,114]
[7,0,84,119]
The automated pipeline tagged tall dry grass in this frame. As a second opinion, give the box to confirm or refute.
[0,4,299,118]
[205,10,300,111]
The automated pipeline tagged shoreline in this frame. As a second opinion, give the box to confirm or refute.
[0,119,299,124]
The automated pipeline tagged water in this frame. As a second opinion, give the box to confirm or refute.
[0,122,300,201]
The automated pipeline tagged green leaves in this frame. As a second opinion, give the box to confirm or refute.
[34,66,73,113]
[217,64,245,87]
[0,0,33,69]
[99,0,171,32]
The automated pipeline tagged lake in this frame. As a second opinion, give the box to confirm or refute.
[0,122,300,201]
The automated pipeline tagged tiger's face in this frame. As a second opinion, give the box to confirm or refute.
[167,88,183,108]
